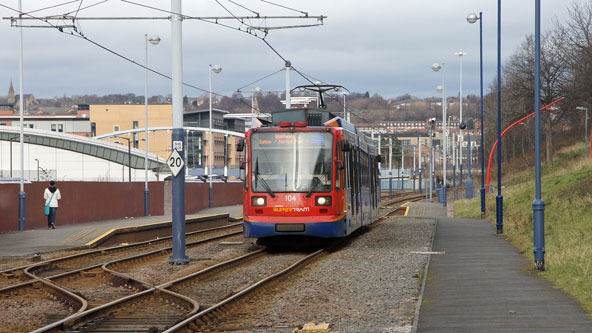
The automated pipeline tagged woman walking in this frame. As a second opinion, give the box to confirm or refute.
[44,180,61,229]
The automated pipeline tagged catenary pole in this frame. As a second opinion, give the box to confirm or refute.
[18,0,26,231]
[169,0,188,264]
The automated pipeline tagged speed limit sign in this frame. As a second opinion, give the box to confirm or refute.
[167,149,185,177]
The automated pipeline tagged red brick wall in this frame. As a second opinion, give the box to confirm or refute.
[0,181,243,232]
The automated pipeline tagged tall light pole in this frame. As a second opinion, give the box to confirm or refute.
[17,0,26,231]
[251,87,261,128]
[433,62,447,208]
[496,0,504,234]
[209,64,222,208]
[144,34,160,216]
[285,60,291,109]
[455,51,467,184]
[467,11,486,218]
[533,0,545,271]
[117,137,132,182]
[34,158,39,181]
[169,0,188,264]
[576,107,588,158]
[342,91,350,122]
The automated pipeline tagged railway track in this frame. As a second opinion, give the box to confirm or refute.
[0,223,242,289]
[0,223,244,332]
[2,198,424,331]
[162,197,423,332]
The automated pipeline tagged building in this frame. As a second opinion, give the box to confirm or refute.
[183,109,245,171]
[89,104,173,160]
[89,104,245,175]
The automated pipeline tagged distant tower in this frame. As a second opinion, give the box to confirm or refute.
[8,80,15,104]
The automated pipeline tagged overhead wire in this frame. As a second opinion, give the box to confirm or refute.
[3,1,331,112]
[19,0,79,16]
[259,0,308,16]
[62,0,109,15]
[236,68,285,92]
[72,0,84,20]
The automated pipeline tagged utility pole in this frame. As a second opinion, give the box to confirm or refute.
[285,61,291,109]
[169,0,188,264]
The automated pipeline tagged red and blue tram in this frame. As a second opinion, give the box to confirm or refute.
[240,112,381,239]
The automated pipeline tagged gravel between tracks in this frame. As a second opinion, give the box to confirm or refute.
[237,215,436,333]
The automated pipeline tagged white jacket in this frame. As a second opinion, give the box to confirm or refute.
[44,188,61,208]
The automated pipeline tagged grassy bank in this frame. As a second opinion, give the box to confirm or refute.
[454,143,592,314]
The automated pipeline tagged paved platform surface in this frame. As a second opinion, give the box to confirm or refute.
[405,202,592,332]
[0,205,243,259]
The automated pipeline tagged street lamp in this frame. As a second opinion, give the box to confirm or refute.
[495,0,504,234]
[576,106,589,158]
[455,51,467,184]
[342,91,350,122]
[34,158,39,181]
[433,62,447,207]
[533,0,545,271]
[251,87,262,128]
[209,64,222,208]
[144,34,160,216]
[467,11,486,218]
[117,136,131,182]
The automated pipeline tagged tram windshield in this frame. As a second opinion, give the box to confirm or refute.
[250,131,333,194]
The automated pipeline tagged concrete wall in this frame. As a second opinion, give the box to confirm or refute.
[0,181,243,233]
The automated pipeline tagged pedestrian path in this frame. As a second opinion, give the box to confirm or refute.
[404,202,592,332]
[0,205,243,259]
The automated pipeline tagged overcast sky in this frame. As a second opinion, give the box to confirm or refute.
[0,0,573,100]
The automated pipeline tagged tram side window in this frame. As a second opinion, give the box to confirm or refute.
[244,146,249,191]
[335,143,341,191]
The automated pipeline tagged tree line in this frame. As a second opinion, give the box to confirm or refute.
[486,0,592,169]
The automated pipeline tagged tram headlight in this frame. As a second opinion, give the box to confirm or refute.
[251,196,267,207]
[315,196,332,206]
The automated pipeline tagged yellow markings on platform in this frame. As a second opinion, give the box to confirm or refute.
[59,229,97,246]
[84,214,228,247]
[86,229,117,246]
[401,201,412,216]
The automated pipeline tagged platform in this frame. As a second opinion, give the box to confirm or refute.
[405,202,592,332]
[0,204,243,260]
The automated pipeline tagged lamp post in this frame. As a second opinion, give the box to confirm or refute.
[117,137,132,182]
[455,51,467,184]
[494,0,504,233]
[144,34,160,216]
[467,11,486,218]
[342,91,350,122]
[428,119,435,202]
[576,106,589,158]
[433,62,447,208]
[250,87,262,128]
[34,158,39,181]
[466,133,474,198]
[533,0,545,271]
[9,135,18,178]
[18,0,26,231]
[209,64,222,208]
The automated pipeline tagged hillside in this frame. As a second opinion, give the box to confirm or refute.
[454,143,592,314]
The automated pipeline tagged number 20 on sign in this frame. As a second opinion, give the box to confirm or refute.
[167,149,185,177]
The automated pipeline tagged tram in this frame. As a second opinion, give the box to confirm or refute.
[238,109,381,239]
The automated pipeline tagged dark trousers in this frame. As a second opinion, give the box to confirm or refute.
[47,207,57,227]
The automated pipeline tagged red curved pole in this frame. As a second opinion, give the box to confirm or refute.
[486,97,564,192]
